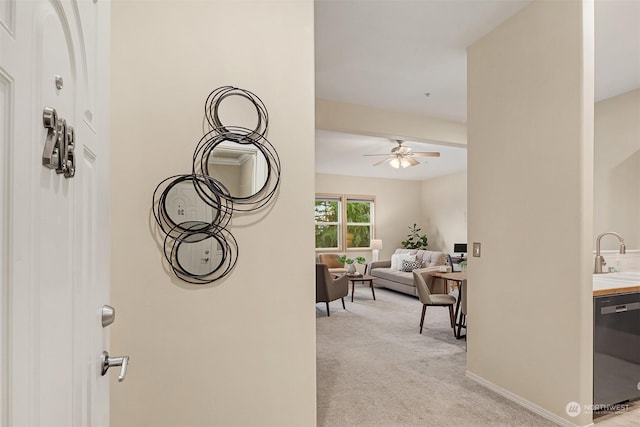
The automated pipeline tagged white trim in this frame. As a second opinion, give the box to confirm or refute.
[207,152,254,166]
[0,63,12,427]
[465,370,594,427]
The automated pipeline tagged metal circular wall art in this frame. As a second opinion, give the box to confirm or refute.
[152,86,281,284]
[204,86,269,139]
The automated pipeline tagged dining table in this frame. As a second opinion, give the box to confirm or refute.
[427,270,467,339]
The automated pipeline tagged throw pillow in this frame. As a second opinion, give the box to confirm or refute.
[390,254,402,270]
[401,259,422,272]
[391,253,416,270]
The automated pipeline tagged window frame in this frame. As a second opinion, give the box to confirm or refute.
[315,193,376,252]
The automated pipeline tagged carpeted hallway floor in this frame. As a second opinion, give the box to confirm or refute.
[316,286,557,426]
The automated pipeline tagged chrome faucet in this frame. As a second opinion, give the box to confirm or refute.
[594,232,626,274]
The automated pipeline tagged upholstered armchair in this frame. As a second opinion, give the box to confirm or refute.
[316,264,349,316]
[317,254,347,275]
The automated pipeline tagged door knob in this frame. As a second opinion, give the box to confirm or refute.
[101,351,129,382]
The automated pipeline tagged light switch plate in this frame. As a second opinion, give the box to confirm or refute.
[473,242,481,257]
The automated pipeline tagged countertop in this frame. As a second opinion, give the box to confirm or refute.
[593,273,640,296]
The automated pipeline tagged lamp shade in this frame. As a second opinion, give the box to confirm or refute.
[371,239,383,250]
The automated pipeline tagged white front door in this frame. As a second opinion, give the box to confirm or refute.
[1,1,112,425]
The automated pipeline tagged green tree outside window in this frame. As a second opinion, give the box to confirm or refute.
[346,200,371,248]
[315,196,375,250]
[315,199,339,249]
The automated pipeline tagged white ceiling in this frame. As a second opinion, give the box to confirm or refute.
[315,0,640,181]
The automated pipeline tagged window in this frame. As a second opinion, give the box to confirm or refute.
[315,197,340,250]
[346,199,372,248]
[315,194,375,250]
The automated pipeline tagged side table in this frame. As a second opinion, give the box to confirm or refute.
[347,274,376,302]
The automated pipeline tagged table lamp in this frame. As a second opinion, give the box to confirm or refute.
[371,239,383,262]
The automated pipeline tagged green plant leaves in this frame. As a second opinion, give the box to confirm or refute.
[401,223,428,249]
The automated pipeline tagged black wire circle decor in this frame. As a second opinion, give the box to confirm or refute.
[152,86,280,284]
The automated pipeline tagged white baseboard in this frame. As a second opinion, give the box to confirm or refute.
[465,370,594,427]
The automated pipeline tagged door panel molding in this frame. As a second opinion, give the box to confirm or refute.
[70,0,95,128]
[0,0,15,35]
[0,67,12,427]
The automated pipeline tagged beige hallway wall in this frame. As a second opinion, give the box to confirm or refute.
[466,0,594,425]
[110,1,316,426]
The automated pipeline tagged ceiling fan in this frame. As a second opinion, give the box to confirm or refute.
[364,140,440,168]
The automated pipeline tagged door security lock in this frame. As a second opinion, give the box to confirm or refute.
[42,106,75,178]
[101,305,115,327]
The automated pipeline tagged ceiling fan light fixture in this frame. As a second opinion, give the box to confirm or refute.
[365,139,440,169]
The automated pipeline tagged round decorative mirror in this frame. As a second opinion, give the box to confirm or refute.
[164,226,237,285]
[192,127,280,212]
[153,174,233,239]
[174,232,224,278]
[205,144,268,199]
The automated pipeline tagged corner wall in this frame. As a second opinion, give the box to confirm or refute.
[420,172,467,254]
[111,2,316,426]
[594,89,640,250]
[466,1,594,425]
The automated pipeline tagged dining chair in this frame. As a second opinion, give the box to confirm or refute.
[413,270,456,335]
[447,253,460,272]
[316,263,349,316]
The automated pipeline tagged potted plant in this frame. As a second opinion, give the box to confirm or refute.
[338,256,366,276]
[401,224,428,249]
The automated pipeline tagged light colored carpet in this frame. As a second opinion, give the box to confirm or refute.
[595,400,640,426]
[316,287,557,427]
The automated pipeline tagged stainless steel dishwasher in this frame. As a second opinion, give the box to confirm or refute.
[594,292,640,408]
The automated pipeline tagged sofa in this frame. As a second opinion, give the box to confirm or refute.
[369,248,449,296]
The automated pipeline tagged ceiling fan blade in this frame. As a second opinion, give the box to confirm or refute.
[372,157,393,166]
[406,156,419,166]
[411,152,440,157]
[363,154,393,157]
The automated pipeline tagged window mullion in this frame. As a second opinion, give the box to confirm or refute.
[341,195,347,251]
